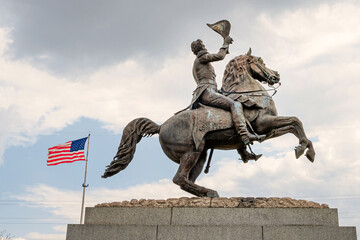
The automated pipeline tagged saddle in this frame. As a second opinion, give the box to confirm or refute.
[191,104,232,150]
[189,102,262,150]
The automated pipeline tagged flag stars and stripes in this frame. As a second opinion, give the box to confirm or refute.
[47,137,88,166]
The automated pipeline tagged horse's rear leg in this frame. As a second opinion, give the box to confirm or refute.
[173,151,219,198]
[254,116,315,162]
[266,125,314,160]
[189,150,207,182]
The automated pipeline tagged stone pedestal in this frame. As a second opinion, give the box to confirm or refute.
[66,197,357,240]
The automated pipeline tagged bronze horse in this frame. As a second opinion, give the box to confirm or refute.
[102,48,315,198]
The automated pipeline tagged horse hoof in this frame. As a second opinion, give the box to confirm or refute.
[207,190,220,198]
[294,145,305,159]
[305,150,315,162]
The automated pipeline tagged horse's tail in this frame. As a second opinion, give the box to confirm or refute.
[102,118,160,178]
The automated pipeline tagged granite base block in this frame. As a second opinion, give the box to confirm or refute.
[66,197,357,240]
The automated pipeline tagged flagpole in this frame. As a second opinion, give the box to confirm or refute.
[80,133,90,224]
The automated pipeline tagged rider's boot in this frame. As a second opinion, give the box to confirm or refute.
[232,102,266,145]
[237,146,262,163]
[237,120,266,145]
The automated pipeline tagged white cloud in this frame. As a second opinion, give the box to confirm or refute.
[256,1,360,68]
[12,179,190,239]
[0,28,12,55]
[4,1,360,233]
[2,0,360,236]
[13,119,360,232]
[52,225,66,233]
[1,1,360,167]
[0,28,195,164]
[26,232,65,240]
[198,120,360,198]
[14,180,189,221]
[239,1,360,132]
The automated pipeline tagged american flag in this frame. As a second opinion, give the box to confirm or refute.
[47,137,88,166]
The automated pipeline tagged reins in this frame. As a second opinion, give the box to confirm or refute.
[220,82,281,97]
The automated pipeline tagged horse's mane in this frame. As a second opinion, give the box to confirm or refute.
[222,55,249,89]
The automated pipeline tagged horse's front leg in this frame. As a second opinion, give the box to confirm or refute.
[253,115,315,162]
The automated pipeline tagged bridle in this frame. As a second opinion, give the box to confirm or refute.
[220,57,281,97]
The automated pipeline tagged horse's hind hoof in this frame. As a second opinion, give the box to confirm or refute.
[207,190,220,198]
[294,145,305,159]
[305,150,315,163]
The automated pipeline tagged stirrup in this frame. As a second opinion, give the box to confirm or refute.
[241,132,265,145]
[255,133,266,142]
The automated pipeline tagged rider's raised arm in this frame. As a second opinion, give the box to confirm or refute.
[199,46,228,63]
[199,36,232,63]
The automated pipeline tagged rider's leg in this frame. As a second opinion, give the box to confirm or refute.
[200,89,265,144]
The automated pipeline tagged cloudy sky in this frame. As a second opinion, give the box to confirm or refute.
[0,0,360,239]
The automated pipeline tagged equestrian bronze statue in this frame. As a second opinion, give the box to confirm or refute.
[102,20,315,198]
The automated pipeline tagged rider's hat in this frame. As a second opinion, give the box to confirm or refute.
[207,20,231,39]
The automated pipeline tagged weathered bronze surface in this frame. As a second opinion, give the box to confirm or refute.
[103,21,315,198]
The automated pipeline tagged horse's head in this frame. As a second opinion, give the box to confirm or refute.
[223,48,280,89]
[244,48,280,85]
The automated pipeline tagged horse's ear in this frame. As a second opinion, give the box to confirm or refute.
[246,47,252,56]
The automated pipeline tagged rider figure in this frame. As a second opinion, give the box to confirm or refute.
[190,37,265,145]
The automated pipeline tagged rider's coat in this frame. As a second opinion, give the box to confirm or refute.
[189,47,261,110]
[190,48,226,109]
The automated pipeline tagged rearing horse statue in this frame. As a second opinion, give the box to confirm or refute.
[222,48,315,162]
[102,49,315,198]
